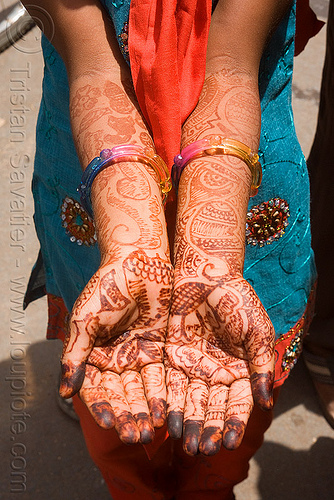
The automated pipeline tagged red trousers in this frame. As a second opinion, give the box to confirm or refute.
[73,391,278,500]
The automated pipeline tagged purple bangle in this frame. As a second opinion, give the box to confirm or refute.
[78,145,172,218]
[172,136,262,197]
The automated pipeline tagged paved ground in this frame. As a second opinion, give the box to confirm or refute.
[0,1,333,499]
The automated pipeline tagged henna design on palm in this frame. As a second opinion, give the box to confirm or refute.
[60,249,173,444]
[166,276,274,455]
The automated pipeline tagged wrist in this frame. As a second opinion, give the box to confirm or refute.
[91,162,170,256]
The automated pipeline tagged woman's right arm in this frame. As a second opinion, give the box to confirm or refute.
[21,1,173,444]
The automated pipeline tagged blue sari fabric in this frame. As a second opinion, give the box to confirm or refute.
[32,0,316,351]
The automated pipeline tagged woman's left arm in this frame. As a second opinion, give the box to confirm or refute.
[166,0,292,455]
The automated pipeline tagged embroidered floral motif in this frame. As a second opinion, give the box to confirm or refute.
[246,198,290,247]
[61,197,97,246]
[118,22,129,61]
[282,327,304,371]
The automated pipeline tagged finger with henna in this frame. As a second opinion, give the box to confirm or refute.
[183,379,209,456]
[244,308,275,410]
[222,378,253,450]
[102,371,140,444]
[60,318,95,398]
[59,359,86,398]
[166,367,188,439]
[199,384,229,456]
[79,364,116,429]
[250,370,274,411]
[141,363,167,429]
[121,369,155,444]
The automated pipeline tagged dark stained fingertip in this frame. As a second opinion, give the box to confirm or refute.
[116,412,140,445]
[223,417,246,450]
[183,420,202,456]
[149,398,167,428]
[135,413,155,444]
[167,411,183,439]
[59,361,86,398]
[250,371,274,410]
[199,427,223,456]
[90,402,116,429]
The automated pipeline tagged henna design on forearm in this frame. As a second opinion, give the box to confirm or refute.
[70,81,168,257]
[70,84,102,118]
[103,80,135,114]
[182,66,260,149]
[91,162,166,253]
[174,159,249,274]
[70,79,153,164]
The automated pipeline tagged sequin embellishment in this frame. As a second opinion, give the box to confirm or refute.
[246,198,290,246]
[61,197,97,246]
[118,22,129,61]
[282,328,304,371]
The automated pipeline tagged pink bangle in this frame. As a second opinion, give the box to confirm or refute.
[172,136,262,197]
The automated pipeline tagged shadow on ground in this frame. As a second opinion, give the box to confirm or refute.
[1,340,333,499]
[254,360,334,500]
[1,339,110,500]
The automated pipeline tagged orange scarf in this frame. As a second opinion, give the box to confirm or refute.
[129,0,212,169]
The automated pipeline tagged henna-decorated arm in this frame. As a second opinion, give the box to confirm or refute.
[22,1,173,444]
[166,0,292,455]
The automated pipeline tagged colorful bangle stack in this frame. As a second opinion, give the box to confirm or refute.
[172,136,262,197]
[78,145,172,218]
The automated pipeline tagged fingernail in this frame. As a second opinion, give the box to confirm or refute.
[199,427,222,456]
[167,411,183,439]
[59,360,86,398]
[223,417,246,450]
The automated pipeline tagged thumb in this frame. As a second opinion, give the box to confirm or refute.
[59,316,97,398]
[249,367,274,411]
[245,325,275,411]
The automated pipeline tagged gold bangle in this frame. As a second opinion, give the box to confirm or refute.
[172,136,262,196]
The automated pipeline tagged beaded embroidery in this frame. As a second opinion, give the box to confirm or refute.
[61,197,97,246]
[273,286,316,387]
[118,22,129,61]
[246,198,290,246]
[282,327,304,371]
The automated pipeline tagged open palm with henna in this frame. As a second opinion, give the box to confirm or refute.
[166,272,275,456]
[166,148,275,456]
[60,248,173,445]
